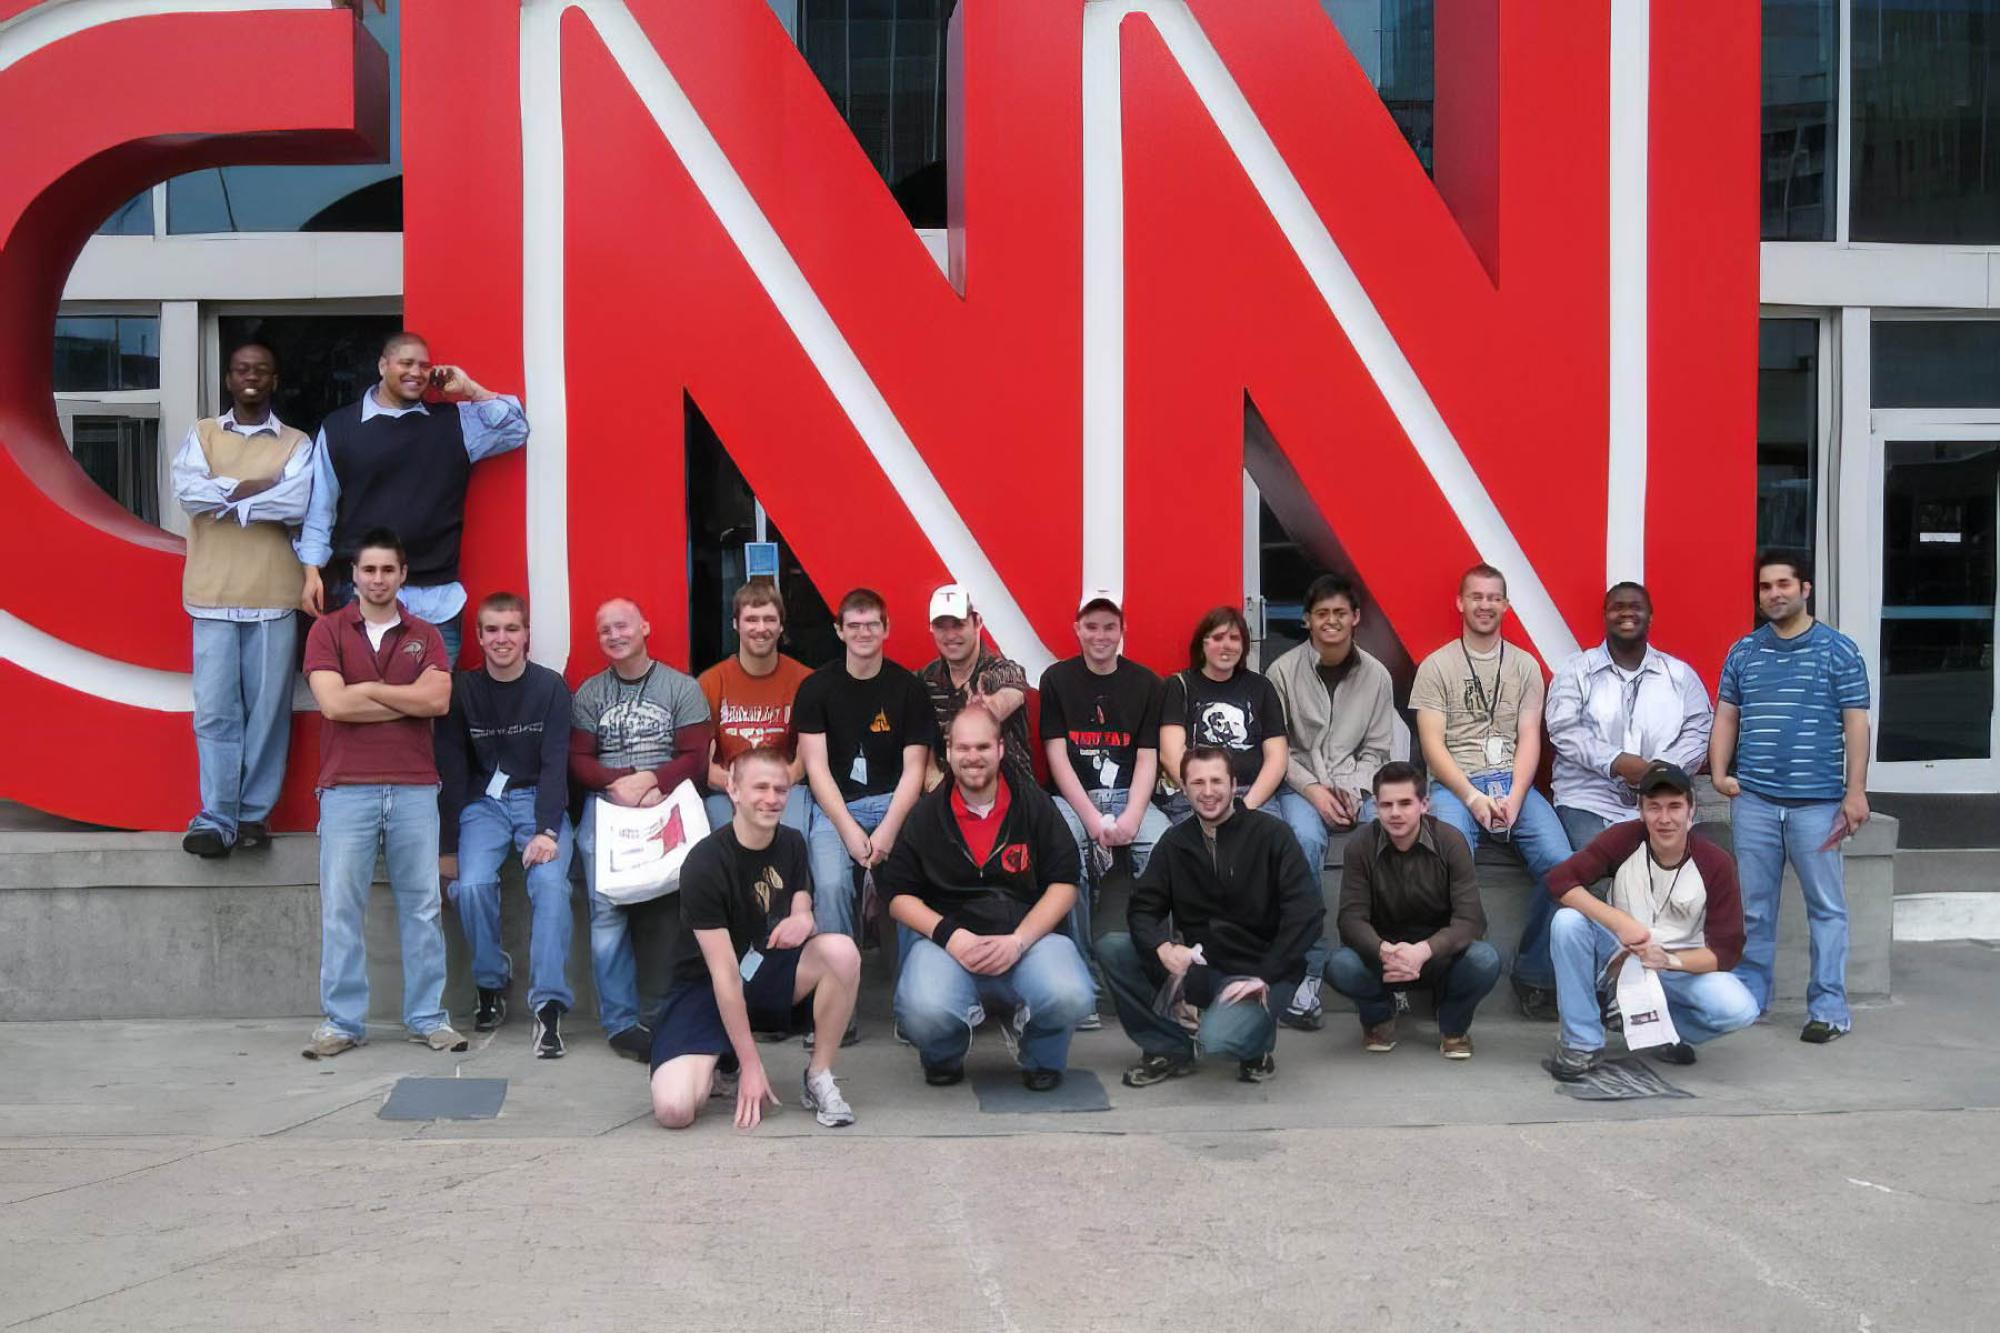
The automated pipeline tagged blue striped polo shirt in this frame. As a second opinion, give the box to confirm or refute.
[1717,621,1871,801]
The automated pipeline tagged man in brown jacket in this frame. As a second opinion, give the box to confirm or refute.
[171,343,315,857]
[1325,761,1501,1058]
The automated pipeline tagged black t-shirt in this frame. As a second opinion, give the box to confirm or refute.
[1037,656,1162,793]
[669,824,812,988]
[1159,668,1285,787]
[793,659,939,801]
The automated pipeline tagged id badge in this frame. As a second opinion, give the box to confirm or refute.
[1483,735,1506,768]
[739,948,764,982]
[849,752,869,785]
[484,768,510,800]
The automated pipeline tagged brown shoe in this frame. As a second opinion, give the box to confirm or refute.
[1362,1019,1397,1052]
[1439,1034,1474,1060]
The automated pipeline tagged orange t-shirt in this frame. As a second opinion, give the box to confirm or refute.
[698,654,814,765]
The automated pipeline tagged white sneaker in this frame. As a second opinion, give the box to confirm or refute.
[301,1022,364,1060]
[802,1067,855,1128]
[409,1024,469,1052]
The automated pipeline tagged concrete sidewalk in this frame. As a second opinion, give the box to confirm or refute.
[2,942,1996,1331]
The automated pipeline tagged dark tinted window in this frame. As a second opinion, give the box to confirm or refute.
[1851,0,2000,243]
[1322,0,1435,175]
[1757,318,1820,564]
[53,316,159,392]
[1873,320,2000,407]
[1763,0,1840,239]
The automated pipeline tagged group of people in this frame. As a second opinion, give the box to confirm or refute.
[175,333,1875,1132]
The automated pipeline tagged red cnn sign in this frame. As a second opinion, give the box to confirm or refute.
[0,0,1756,831]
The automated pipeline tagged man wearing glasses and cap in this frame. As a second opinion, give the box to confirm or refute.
[1543,761,1758,1079]
[918,584,1035,794]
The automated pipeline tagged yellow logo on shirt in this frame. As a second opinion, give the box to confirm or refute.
[868,710,891,733]
[754,866,784,915]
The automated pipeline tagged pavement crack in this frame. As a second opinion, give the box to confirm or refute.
[0,1139,243,1209]
[2,1233,278,1329]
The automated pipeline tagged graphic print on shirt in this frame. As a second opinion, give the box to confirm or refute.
[1000,843,1030,874]
[600,695,673,761]
[869,710,890,733]
[1197,701,1250,749]
[754,863,784,916]
[719,700,790,749]
[1070,701,1134,789]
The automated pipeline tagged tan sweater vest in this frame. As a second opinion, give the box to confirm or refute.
[182,419,308,611]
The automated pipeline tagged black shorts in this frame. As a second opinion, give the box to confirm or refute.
[649,946,809,1072]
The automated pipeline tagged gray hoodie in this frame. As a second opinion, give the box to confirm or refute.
[1266,641,1396,802]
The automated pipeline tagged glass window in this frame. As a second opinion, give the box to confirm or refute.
[166,1,402,233]
[1878,440,1996,761]
[684,397,839,671]
[215,314,405,438]
[1872,319,2000,407]
[1851,0,2000,244]
[1757,317,1820,564]
[96,191,153,237]
[1321,0,1435,175]
[53,316,159,392]
[798,0,953,229]
[70,416,161,525]
[1763,0,1839,240]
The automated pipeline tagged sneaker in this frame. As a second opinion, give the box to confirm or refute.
[1800,1020,1848,1045]
[532,1002,565,1059]
[1237,1052,1276,1084]
[607,1024,653,1062]
[1439,1034,1474,1060]
[1549,1043,1602,1081]
[923,1062,964,1087]
[1122,1052,1197,1088]
[710,1063,739,1101]
[803,1068,856,1127]
[474,988,507,1032]
[1362,1018,1398,1053]
[235,821,271,850]
[1515,984,1559,1022]
[411,1024,469,1052]
[1654,1041,1696,1066]
[1021,1068,1064,1093]
[803,1021,859,1052]
[1280,1001,1325,1032]
[300,1022,364,1060]
[1077,1009,1103,1032]
[182,827,230,859]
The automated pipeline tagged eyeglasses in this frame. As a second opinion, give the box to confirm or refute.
[842,619,884,633]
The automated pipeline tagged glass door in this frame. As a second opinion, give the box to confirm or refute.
[1868,428,2000,791]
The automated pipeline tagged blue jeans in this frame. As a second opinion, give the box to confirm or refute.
[1427,772,1567,990]
[893,928,1094,1073]
[703,786,811,838]
[1325,941,1501,1037]
[807,791,896,939]
[188,616,297,842]
[316,783,448,1038]
[446,790,575,1011]
[573,795,643,1035]
[1097,931,1277,1062]
[1054,787,1170,987]
[1556,804,1615,853]
[1274,791,1376,995]
[433,614,461,664]
[1729,791,1850,1027]
[1550,906,1760,1052]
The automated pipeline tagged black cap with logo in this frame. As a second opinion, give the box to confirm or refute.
[1636,761,1693,797]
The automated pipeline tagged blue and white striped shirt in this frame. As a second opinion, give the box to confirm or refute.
[1718,621,1870,801]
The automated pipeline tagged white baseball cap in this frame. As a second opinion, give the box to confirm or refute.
[1076,587,1123,616]
[928,584,973,623]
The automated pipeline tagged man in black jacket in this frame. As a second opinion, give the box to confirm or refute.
[1099,747,1324,1087]
[882,705,1093,1091]
[436,593,574,1056]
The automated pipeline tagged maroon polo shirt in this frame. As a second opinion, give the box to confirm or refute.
[302,600,449,788]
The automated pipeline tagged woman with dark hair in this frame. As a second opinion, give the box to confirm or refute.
[1156,606,1289,820]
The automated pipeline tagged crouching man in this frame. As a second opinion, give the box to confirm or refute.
[1325,762,1502,1059]
[883,705,1094,1092]
[1099,747,1324,1087]
[1546,762,1759,1079]
[649,748,861,1130]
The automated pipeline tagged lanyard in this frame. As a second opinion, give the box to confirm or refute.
[1459,638,1504,733]
[611,664,656,752]
[1645,847,1689,920]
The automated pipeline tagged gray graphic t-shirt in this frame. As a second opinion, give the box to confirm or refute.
[572,663,709,768]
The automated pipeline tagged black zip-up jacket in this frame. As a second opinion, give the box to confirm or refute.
[1129,807,1325,985]
[878,772,1082,936]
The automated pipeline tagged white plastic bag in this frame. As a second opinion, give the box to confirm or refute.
[592,781,710,906]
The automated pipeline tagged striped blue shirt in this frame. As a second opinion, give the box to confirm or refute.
[1718,621,1870,801]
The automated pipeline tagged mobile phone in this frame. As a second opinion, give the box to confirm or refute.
[429,365,449,389]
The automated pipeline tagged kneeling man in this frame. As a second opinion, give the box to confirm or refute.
[649,748,861,1129]
[1100,747,1324,1087]
[883,705,1093,1091]
[1325,762,1501,1058]
[1546,762,1758,1078]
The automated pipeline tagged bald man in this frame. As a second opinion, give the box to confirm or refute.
[570,597,713,1060]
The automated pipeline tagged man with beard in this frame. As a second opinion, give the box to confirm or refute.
[698,582,813,833]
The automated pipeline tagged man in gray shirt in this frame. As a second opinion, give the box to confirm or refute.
[568,598,712,1060]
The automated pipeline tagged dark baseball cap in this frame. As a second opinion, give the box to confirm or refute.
[1637,761,1693,797]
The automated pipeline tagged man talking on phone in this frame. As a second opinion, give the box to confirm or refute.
[294,331,528,661]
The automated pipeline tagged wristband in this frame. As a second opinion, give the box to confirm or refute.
[931,916,964,949]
